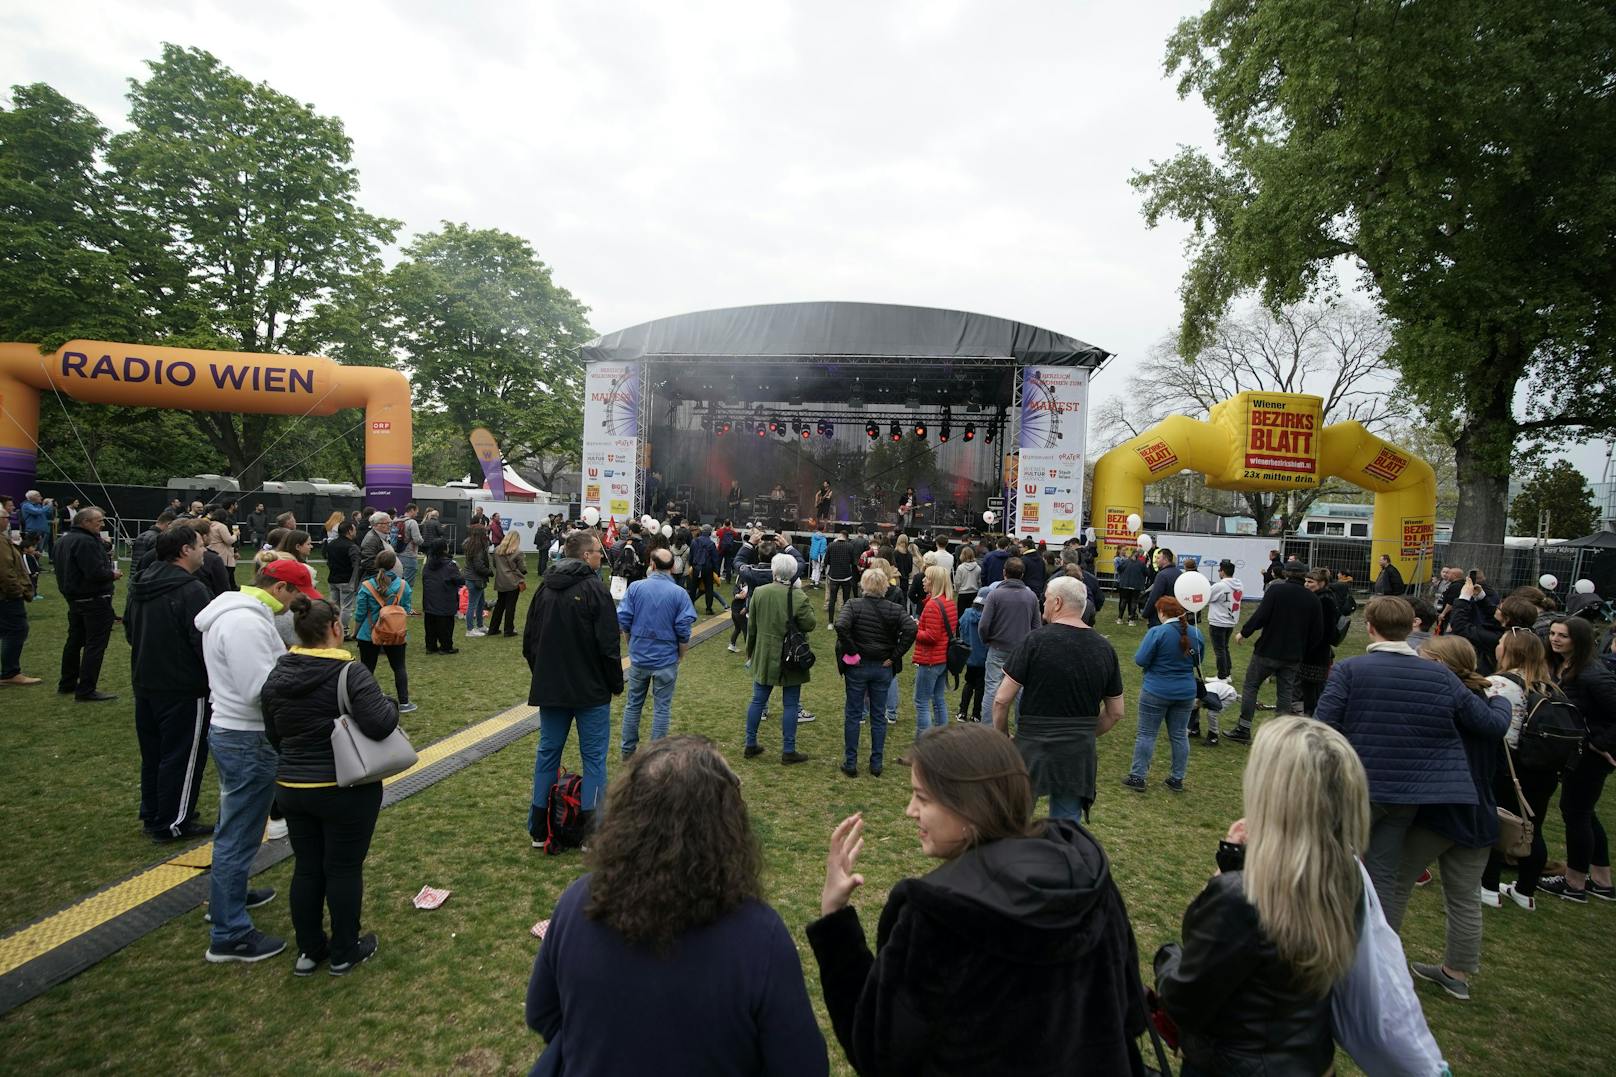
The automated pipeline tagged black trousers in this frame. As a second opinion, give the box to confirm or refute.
[59,594,114,696]
[135,694,209,836]
[694,569,725,613]
[357,640,409,704]
[1117,588,1140,620]
[1209,624,1234,679]
[277,781,383,962]
[1483,753,1562,895]
[959,665,985,721]
[489,589,519,635]
[424,613,457,652]
[1561,751,1613,873]
[825,577,854,619]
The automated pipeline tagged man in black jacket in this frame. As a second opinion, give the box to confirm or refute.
[824,532,857,622]
[126,525,214,841]
[523,529,623,845]
[1227,563,1323,743]
[1372,554,1405,595]
[129,511,175,571]
[1143,548,1181,627]
[55,506,122,702]
[834,567,918,776]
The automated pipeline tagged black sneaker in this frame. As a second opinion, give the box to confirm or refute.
[293,949,328,977]
[1187,722,1201,737]
[743,745,765,759]
[1206,732,1220,747]
[203,887,275,922]
[869,765,883,777]
[1164,777,1186,793]
[1122,775,1147,792]
[1538,876,1588,903]
[1587,879,1615,902]
[205,929,287,964]
[781,751,810,765]
[1225,727,1253,744]
[329,933,378,976]
[840,763,858,778]
[75,690,118,703]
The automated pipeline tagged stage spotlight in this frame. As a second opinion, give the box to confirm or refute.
[721,420,732,435]
[767,418,779,433]
[913,421,927,440]
[890,420,902,442]
[756,421,767,438]
[866,421,879,441]
[963,422,976,441]
[984,422,996,444]
[799,421,811,439]
[775,416,789,438]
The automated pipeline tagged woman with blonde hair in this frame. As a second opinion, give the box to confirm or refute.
[1380,635,1499,1001]
[833,567,917,777]
[1155,716,1366,1074]
[909,564,959,747]
[322,510,346,543]
[953,543,981,617]
[864,557,905,727]
[1481,627,1562,907]
[489,528,527,638]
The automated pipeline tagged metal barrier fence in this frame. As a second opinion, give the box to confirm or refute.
[1285,535,1607,608]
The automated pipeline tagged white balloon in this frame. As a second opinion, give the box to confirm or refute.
[982,510,997,525]
[1174,570,1212,613]
[1574,578,1596,594]
[661,524,673,538]
[646,520,660,536]
[1126,513,1143,533]
[1539,574,1559,590]
[1136,533,1154,552]
[641,514,656,528]
[581,506,600,526]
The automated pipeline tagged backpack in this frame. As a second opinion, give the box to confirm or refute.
[780,586,816,674]
[937,598,969,688]
[614,540,643,580]
[363,579,409,646]
[1501,673,1587,773]
[539,770,587,854]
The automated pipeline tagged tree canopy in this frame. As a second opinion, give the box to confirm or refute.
[1132,0,1616,544]
[1508,462,1600,539]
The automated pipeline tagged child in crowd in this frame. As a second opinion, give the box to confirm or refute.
[21,536,42,599]
[728,581,749,654]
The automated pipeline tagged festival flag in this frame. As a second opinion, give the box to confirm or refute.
[468,426,506,500]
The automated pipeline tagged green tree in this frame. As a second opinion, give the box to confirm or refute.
[107,45,399,492]
[1508,462,1599,539]
[389,222,592,482]
[1131,0,1616,544]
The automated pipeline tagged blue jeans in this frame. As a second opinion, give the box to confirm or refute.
[528,704,610,836]
[621,663,678,753]
[1046,792,1085,822]
[208,726,279,946]
[1130,689,1193,782]
[745,681,801,753]
[465,585,487,631]
[399,551,419,587]
[843,663,892,769]
[983,647,1020,728]
[913,663,949,740]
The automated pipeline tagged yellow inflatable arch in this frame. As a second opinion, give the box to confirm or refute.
[1091,392,1436,579]
[0,340,413,510]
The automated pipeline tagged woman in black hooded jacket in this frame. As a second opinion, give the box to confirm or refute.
[807,723,1147,1075]
[263,594,400,977]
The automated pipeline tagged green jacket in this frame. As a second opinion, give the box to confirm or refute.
[745,581,817,686]
[0,535,30,600]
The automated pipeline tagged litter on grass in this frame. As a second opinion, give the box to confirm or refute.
[413,885,452,909]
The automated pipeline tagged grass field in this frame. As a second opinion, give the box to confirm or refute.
[0,557,1610,1075]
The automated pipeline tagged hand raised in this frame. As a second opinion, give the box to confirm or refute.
[1225,817,1247,845]
[821,813,866,916]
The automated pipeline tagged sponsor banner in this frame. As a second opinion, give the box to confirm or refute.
[468,426,506,500]
[1401,516,1435,559]
[1211,392,1322,488]
[1103,504,1137,545]
[1013,367,1088,545]
[1363,446,1410,485]
[470,498,573,540]
[1135,437,1180,475]
[581,362,640,522]
[1146,533,1279,600]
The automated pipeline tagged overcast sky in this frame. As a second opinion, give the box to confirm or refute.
[4,0,1608,486]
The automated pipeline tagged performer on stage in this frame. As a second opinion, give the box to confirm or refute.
[898,487,915,531]
[815,481,834,524]
[770,481,787,500]
[726,479,743,513]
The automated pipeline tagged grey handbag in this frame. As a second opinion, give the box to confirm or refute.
[329,662,418,787]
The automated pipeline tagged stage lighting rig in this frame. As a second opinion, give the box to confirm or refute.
[866,421,880,441]
[889,421,902,442]
[913,421,927,440]
[963,421,976,442]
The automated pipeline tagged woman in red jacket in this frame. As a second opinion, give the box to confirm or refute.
[910,565,958,747]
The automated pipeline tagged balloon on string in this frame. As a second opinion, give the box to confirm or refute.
[581,506,600,526]
[1173,570,1212,612]
[1574,578,1596,594]
[1136,533,1154,552]
[1539,574,1558,590]
[641,514,656,529]
[661,524,673,538]
[982,510,997,525]
[1126,513,1143,533]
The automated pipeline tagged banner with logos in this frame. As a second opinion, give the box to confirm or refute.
[580,362,640,524]
[1015,366,1089,544]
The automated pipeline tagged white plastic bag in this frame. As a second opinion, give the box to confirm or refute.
[609,575,628,602]
[1331,861,1448,1076]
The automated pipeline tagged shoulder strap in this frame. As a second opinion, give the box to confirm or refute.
[337,661,353,718]
[363,580,383,604]
[1500,671,1526,689]
[935,597,956,641]
[1504,748,1532,821]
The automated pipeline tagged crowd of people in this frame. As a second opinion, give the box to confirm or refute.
[4,494,1615,1072]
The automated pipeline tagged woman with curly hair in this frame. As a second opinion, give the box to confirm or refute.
[526,736,827,1077]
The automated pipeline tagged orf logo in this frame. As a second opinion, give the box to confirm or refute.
[1023,483,1037,496]
[370,421,391,432]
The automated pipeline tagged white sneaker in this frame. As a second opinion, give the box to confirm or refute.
[265,818,289,841]
[1499,882,1535,911]
[467,628,486,638]
[795,711,816,723]
[727,643,738,653]
[1477,887,1501,908]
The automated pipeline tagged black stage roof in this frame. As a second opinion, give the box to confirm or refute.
[581,301,1110,408]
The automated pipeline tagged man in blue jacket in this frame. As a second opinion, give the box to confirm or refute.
[1314,595,1511,903]
[20,491,53,557]
[688,525,726,614]
[616,548,697,758]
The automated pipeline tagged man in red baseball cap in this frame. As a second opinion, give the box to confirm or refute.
[260,558,323,601]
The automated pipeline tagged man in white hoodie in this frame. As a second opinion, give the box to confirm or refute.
[196,560,318,963]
